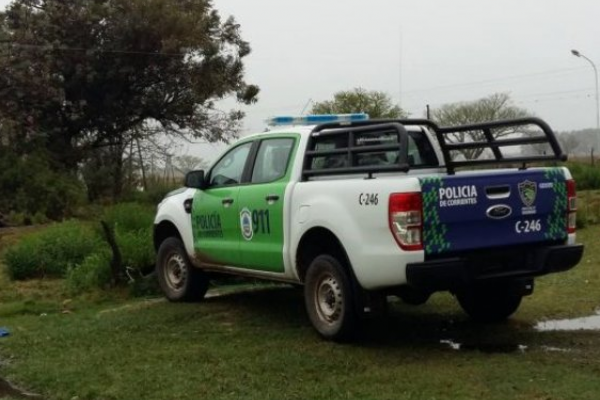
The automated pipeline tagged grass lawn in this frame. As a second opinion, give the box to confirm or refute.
[0,219,599,399]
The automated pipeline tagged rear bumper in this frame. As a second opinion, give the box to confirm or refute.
[406,244,584,292]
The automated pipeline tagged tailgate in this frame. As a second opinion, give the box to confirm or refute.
[420,168,568,256]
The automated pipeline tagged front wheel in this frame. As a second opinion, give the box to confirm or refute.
[304,255,358,341]
[456,283,523,322]
[156,237,209,302]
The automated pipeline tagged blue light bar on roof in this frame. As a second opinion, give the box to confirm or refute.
[266,113,369,126]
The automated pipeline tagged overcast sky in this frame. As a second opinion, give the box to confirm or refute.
[212,0,600,134]
[2,0,600,159]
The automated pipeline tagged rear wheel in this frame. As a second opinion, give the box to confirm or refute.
[304,255,358,341]
[156,237,209,302]
[456,283,522,322]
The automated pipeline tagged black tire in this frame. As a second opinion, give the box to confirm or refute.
[156,237,209,302]
[456,283,523,323]
[304,254,358,341]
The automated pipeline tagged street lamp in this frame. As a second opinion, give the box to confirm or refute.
[571,49,600,157]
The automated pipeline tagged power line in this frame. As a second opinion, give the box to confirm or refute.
[402,67,588,97]
[405,91,596,112]
[514,93,594,105]
[515,87,594,100]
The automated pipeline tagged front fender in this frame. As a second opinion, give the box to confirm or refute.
[154,188,196,257]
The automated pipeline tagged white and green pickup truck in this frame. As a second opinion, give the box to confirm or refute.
[153,114,584,340]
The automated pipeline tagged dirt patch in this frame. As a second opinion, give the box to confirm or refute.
[98,298,165,315]
[0,377,43,399]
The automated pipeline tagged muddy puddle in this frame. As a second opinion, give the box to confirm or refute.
[438,311,600,353]
[535,311,600,332]
[440,340,528,353]
[439,340,574,354]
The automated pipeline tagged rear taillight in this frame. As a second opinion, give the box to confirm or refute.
[567,179,577,234]
[389,192,423,251]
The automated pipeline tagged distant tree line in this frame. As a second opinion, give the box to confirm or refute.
[314,90,597,163]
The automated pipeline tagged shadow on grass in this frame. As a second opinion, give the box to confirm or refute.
[200,285,541,353]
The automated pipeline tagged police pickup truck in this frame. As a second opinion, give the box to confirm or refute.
[153,114,584,340]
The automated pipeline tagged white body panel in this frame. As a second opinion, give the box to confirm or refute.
[287,176,424,289]
[154,188,196,255]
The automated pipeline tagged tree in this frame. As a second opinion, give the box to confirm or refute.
[311,88,407,119]
[174,155,208,174]
[431,93,531,160]
[555,129,596,156]
[557,133,581,156]
[0,0,258,199]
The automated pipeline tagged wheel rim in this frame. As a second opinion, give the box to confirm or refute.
[164,252,187,292]
[314,273,344,324]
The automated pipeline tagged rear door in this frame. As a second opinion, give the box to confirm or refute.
[420,168,568,256]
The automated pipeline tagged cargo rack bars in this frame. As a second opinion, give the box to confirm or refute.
[301,117,566,180]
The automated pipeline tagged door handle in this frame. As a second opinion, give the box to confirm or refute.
[265,194,280,203]
[222,198,234,206]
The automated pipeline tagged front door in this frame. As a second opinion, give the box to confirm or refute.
[237,137,296,272]
[191,141,253,266]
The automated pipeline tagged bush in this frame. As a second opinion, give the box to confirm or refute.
[577,190,600,228]
[566,161,600,190]
[100,203,155,273]
[117,229,155,272]
[102,202,155,234]
[66,251,112,294]
[4,221,103,280]
[0,150,86,222]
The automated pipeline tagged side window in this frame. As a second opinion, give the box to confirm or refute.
[308,127,439,172]
[209,142,252,188]
[251,138,295,184]
[310,136,348,170]
[354,130,399,167]
[408,131,439,167]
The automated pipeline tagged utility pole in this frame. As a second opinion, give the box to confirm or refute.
[571,49,600,161]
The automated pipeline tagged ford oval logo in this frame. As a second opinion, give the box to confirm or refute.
[486,204,512,220]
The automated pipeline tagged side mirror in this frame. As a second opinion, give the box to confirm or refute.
[184,170,207,190]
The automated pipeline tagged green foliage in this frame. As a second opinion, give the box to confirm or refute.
[102,202,155,234]
[117,229,155,272]
[311,88,407,119]
[0,150,85,222]
[4,221,103,280]
[101,202,155,273]
[5,211,48,226]
[431,93,531,160]
[3,203,154,294]
[65,251,113,294]
[80,147,123,203]
[0,0,259,176]
[577,190,600,228]
[3,223,600,400]
[566,161,600,190]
